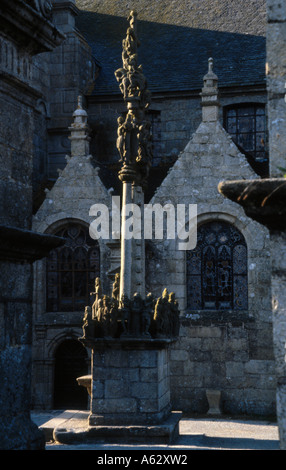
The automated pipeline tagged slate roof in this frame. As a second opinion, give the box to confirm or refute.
[75,5,266,96]
[75,0,266,36]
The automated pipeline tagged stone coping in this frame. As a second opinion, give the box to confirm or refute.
[79,336,177,350]
[218,178,286,231]
[0,0,65,53]
[0,224,65,263]
[182,310,252,325]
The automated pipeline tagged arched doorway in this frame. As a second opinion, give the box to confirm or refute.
[53,339,89,410]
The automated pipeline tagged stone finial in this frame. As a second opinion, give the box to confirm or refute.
[203,57,218,88]
[71,95,88,128]
[68,96,90,157]
[201,57,220,122]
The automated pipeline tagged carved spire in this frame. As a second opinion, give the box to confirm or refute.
[114,11,152,185]
[201,57,220,122]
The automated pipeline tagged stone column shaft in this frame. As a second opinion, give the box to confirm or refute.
[119,181,133,300]
[270,231,286,448]
[266,0,286,177]
[266,0,286,448]
[132,184,145,297]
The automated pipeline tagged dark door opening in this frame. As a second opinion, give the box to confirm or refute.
[54,339,88,410]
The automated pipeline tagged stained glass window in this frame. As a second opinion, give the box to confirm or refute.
[187,221,248,311]
[46,224,100,312]
[224,104,267,163]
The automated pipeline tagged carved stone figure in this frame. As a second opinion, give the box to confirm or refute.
[137,120,152,165]
[96,298,104,323]
[128,64,147,100]
[129,292,143,336]
[123,26,138,57]
[116,117,126,162]
[124,111,137,163]
[127,10,139,34]
[153,288,180,337]
[102,295,112,337]
[81,306,94,339]
[119,294,130,335]
[112,272,120,302]
[154,296,165,336]
[91,277,102,320]
[161,288,171,334]
[142,292,155,337]
[90,277,102,299]
[169,292,180,337]
[109,301,119,337]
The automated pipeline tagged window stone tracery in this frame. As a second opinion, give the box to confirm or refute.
[187,221,248,311]
[46,223,100,312]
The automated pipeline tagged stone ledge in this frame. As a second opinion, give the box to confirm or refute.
[80,336,177,350]
[89,403,172,426]
[181,310,253,326]
[0,0,65,54]
[53,411,182,445]
[218,178,286,231]
[0,225,65,263]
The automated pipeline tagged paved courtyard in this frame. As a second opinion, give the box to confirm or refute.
[32,410,280,450]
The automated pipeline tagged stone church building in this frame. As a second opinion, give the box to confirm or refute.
[7,0,275,416]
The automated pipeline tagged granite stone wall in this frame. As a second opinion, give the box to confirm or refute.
[146,112,275,416]
[0,0,64,449]
[25,1,275,419]
[267,0,286,177]
[86,90,266,199]
[266,0,286,446]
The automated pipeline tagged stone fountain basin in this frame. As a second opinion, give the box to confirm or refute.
[218,178,286,231]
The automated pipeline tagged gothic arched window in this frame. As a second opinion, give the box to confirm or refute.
[187,221,248,311]
[46,223,100,312]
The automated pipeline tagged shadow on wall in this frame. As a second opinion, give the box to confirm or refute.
[75,11,266,96]
[74,11,266,200]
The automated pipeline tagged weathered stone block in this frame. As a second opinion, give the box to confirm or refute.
[123,368,140,382]
[131,381,158,399]
[92,380,104,398]
[105,380,127,399]
[140,368,158,382]
[170,349,189,361]
[91,398,137,414]
[139,399,160,413]
[128,350,157,368]
[267,0,286,21]
[158,377,169,397]
[226,361,244,378]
